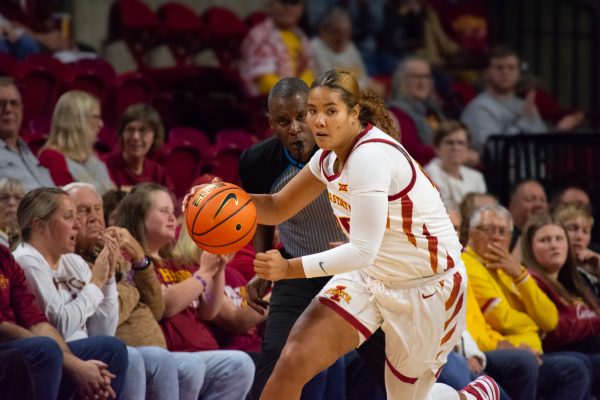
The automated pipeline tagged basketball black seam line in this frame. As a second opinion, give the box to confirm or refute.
[194,215,257,248]
[191,198,255,236]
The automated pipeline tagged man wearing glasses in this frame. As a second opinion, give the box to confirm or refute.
[462,204,592,400]
[0,77,54,191]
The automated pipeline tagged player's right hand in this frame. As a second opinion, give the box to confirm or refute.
[245,276,272,314]
[181,178,222,212]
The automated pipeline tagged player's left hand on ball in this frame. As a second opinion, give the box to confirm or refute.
[181,178,222,212]
[253,249,289,281]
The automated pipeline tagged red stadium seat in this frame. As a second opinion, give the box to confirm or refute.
[74,58,117,82]
[201,7,248,68]
[204,143,243,185]
[22,132,48,157]
[105,0,163,69]
[215,129,258,150]
[17,54,68,128]
[168,127,212,152]
[0,53,19,77]
[105,71,156,128]
[155,139,205,200]
[63,66,111,103]
[157,2,207,66]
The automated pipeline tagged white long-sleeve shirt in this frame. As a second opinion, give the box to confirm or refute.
[303,125,464,284]
[13,243,118,342]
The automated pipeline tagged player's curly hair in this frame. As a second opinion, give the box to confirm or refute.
[311,69,399,139]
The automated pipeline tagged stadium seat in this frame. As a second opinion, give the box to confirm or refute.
[155,139,205,200]
[215,129,259,150]
[156,2,207,66]
[105,0,162,69]
[168,127,212,153]
[204,143,244,185]
[0,53,19,77]
[17,54,68,128]
[22,132,48,157]
[201,7,248,68]
[105,71,156,128]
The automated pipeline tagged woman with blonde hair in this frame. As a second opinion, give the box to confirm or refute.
[38,90,115,194]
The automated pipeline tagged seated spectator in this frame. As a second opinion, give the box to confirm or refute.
[520,213,600,396]
[310,7,383,95]
[0,245,128,400]
[554,203,600,300]
[379,0,459,74]
[240,0,314,96]
[0,177,24,249]
[102,188,127,227]
[461,46,584,152]
[0,77,54,190]
[65,182,207,400]
[389,56,456,165]
[105,104,174,193]
[0,1,71,54]
[462,204,593,399]
[424,121,486,210]
[551,186,591,210]
[508,179,548,254]
[0,13,40,59]
[38,91,115,194]
[458,192,498,246]
[114,183,255,399]
[172,227,268,355]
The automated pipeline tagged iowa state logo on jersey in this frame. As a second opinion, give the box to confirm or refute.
[324,285,352,304]
[338,182,348,192]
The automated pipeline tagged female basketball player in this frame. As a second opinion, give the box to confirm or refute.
[184,70,498,400]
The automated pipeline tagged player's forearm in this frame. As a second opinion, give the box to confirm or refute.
[251,194,289,225]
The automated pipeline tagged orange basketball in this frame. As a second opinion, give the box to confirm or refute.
[185,182,257,254]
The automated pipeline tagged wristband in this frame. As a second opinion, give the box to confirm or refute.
[131,256,151,271]
[194,274,207,292]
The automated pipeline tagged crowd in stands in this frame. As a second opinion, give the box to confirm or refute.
[0,0,599,399]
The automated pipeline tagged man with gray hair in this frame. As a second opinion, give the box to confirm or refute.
[0,77,54,191]
[462,204,593,399]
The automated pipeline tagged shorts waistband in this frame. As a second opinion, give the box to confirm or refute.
[368,268,456,289]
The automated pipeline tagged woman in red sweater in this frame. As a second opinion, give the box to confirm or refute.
[104,104,174,193]
[521,212,600,395]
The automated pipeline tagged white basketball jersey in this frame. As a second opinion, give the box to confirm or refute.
[311,125,463,283]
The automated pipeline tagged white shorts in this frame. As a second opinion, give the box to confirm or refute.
[318,268,466,383]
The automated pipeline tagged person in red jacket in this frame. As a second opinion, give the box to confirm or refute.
[104,104,174,193]
[521,212,600,396]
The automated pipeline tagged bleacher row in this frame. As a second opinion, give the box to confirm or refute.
[0,2,295,202]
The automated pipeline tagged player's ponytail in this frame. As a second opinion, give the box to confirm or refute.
[311,69,399,139]
[358,89,399,139]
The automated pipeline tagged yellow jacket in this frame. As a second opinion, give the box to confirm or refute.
[462,246,559,352]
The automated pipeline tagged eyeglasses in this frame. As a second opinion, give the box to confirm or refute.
[474,225,512,237]
[0,99,22,109]
[123,126,153,136]
[406,74,432,81]
[0,193,23,203]
[440,139,467,147]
